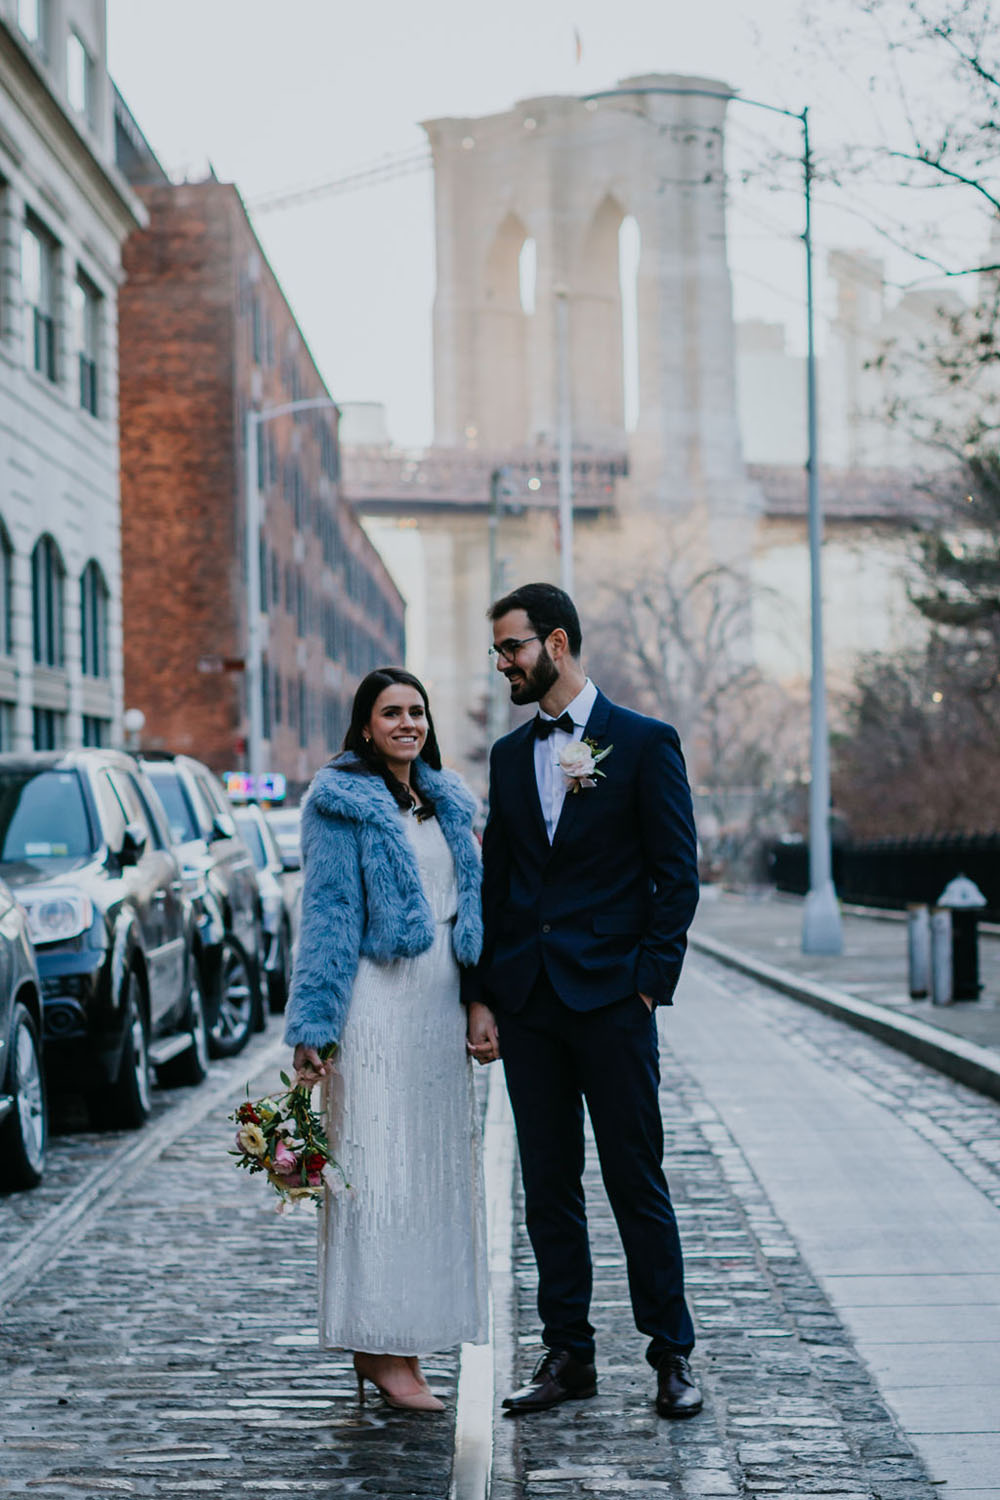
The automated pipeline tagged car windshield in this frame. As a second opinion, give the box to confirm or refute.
[234,813,267,871]
[0,769,96,866]
[145,767,200,844]
[267,810,300,845]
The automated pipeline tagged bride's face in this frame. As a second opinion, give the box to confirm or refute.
[365,685,428,771]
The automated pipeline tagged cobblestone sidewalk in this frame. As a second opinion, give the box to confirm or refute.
[0,1038,460,1499]
[501,1012,941,1500]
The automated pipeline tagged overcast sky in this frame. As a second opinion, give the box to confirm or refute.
[106,0,970,447]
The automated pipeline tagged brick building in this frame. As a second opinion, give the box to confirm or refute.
[117,176,405,793]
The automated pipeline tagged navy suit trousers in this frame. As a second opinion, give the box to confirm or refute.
[499,970,695,1368]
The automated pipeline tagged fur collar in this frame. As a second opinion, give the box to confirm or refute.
[306,753,477,830]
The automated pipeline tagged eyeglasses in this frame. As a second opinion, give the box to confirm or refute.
[488,635,540,663]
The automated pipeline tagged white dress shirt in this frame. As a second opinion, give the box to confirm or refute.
[533,678,599,843]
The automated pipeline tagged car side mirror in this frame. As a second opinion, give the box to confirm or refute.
[211,813,234,841]
[120,822,148,866]
[280,849,301,873]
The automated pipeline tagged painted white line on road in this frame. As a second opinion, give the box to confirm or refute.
[451,1062,517,1500]
[0,1030,288,1311]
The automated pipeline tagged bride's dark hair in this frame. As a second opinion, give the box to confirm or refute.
[336,667,441,818]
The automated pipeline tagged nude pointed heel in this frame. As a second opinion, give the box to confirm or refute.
[353,1353,445,1412]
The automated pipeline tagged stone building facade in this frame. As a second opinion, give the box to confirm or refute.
[118,179,404,792]
[0,1,141,750]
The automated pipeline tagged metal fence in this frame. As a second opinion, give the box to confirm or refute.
[768,835,1000,921]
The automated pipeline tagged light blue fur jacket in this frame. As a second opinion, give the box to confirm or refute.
[283,754,484,1050]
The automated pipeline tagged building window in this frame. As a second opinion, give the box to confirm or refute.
[80,559,108,677]
[32,535,64,668]
[273,669,282,726]
[258,533,269,613]
[261,658,271,739]
[295,572,306,638]
[17,0,47,50]
[72,274,100,415]
[298,678,308,748]
[32,707,65,750]
[0,702,13,750]
[251,295,263,365]
[82,715,109,748]
[22,219,56,382]
[66,31,94,123]
[0,525,12,656]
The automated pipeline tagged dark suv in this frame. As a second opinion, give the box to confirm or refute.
[0,751,208,1128]
[134,754,264,1058]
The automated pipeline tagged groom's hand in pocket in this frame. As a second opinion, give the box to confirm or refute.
[467,1001,500,1065]
[639,993,655,1013]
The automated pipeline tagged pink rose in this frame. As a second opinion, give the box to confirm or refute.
[307,1170,322,1187]
[272,1140,299,1175]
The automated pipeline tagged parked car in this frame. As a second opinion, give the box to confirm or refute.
[232,803,302,1012]
[0,877,47,1189]
[0,751,209,1130]
[265,805,302,868]
[134,753,264,1058]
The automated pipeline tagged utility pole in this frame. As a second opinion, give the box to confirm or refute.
[487,465,511,746]
[554,285,574,595]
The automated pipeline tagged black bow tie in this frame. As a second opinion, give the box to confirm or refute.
[534,712,576,740]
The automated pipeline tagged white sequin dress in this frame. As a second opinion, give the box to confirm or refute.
[317,809,489,1353]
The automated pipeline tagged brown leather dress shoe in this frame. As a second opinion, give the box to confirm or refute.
[502,1349,597,1414]
[655,1354,702,1418]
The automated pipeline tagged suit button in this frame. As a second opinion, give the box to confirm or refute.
[541,923,551,934]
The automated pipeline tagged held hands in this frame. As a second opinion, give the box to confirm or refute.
[466,1001,500,1066]
[292,1043,335,1087]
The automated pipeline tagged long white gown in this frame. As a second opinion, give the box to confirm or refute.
[317,808,490,1354]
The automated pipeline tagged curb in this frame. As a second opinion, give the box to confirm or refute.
[690,931,1000,1105]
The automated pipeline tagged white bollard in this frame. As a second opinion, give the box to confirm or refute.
[907,904,930,999]
[930,908,953,1006]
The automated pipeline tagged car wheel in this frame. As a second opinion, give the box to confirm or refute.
[0,1002,47,1190]
[100,972,152,1130]
[266,922,291,1013]
[207,939,254,1058]
[158,965,210,1088]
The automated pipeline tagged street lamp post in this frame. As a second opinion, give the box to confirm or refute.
[244,396,338,783]
[487,465,511,747]
[582,83,843,956]
[553,284,575,595]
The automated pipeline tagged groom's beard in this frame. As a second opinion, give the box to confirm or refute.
[503,646,559,705]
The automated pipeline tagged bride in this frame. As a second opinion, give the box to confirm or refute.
[285,666,499,1411]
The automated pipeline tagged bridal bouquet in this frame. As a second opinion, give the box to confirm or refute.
[229,1045,349,1211]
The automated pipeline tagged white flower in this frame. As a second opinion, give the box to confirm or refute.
[236,1123,267,1158]
[558,740,596,779]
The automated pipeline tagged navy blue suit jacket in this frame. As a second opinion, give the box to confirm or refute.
[479,690,699,1013]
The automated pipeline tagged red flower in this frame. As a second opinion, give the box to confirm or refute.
[305,1152,327,1174]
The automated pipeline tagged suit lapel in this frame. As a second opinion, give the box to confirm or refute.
[550,691,614,854]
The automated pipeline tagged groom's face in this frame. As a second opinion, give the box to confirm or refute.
[492,610,559,705]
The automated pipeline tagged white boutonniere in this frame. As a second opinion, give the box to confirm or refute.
[558,737,613,793]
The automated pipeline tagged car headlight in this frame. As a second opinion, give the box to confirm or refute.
[19,889,95,945]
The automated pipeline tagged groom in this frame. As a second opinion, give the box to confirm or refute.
[474,582,701,1418]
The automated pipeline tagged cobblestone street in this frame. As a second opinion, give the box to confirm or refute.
[2,957,998,1498]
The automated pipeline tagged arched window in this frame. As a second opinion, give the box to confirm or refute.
[80,559,109,677]
[0,522,12,656]
[32,534,64,668]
